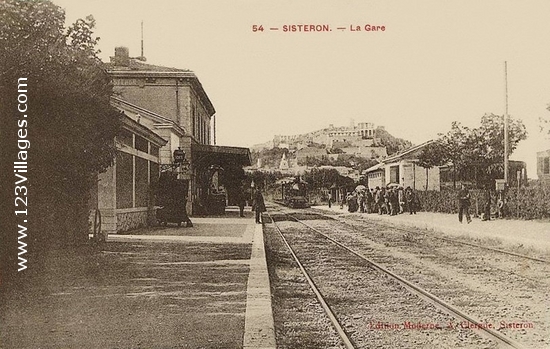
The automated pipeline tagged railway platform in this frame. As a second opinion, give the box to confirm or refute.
[109,206,276,349]
[1,207,276,349]
[314,205,550,254]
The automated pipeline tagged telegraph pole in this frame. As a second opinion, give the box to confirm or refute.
[504,61,509,186]
[141,21,144,59]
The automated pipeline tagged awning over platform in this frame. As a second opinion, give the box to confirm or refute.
[191,143,251,168]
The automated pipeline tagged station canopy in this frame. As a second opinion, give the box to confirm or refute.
[191,144,251,169]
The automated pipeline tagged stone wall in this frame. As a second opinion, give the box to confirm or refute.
[116,209,149,232]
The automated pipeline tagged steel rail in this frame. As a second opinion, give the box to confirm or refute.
[265,210,357,349]
[286,212,526,349]
[295,209,546,286]
[429,234,547,264]
[333,214,549,264]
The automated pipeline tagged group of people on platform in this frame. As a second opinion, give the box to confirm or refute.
[331,186,421,216]
[332,183,504,224]
[455,183,507,223]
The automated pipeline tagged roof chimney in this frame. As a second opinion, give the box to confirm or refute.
[113,46,130,66]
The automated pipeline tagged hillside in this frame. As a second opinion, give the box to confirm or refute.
[373,128,413,155]
[250,125,413,170]
[251,126,413,156]
[249,140,273,152]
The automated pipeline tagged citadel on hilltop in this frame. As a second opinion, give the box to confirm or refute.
[273,121,383,149]
[249,120,409,176]
[257,120,389,166]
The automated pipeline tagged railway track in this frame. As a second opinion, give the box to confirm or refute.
[265,207,527,349]
[324,213,549,265]
[311,210,550,287]
[265,210,356,349]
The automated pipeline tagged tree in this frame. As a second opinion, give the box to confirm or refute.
[302,168,354,192]
[251,147,287,168]
[1,0,121,259]
[436,115,527,188]
[438,121,469,187]
[417,141,449,190]
[374,127,413,155]
[473,114,526,185]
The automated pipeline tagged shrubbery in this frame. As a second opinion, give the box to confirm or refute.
[416,184,550,220]
[1,1,121,257]
[505,184,550,219]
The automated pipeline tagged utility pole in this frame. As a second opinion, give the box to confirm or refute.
[504,61,509,186]
[141,21,144,58]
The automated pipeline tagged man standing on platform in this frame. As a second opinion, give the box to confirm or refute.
[238,187,246,217]
[252,189,266,224]
[405,186,417,215]
[458,183,472,224]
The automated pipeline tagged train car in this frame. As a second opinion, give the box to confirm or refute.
[277,177,310,208]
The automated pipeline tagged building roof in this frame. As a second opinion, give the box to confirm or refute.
[365,162,385,173]
[105,50,215,116]
[104,59,191,73]
[119,112,167,147]
[111,97,187,138]
[364,140,435,173]
[381,139,435,164]
[191,143,252,167]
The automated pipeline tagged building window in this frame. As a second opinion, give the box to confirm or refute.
[192,105,196,138]
[198,119,204,143]
[135,135,148,153]
[150,145,159,157]
[135,157,149,207]
[150,161,159,185]
[544,157,550,174]
[204,120,208,144]
[390,166,400,183]
[117,129,133,147]
[116,151,133,209]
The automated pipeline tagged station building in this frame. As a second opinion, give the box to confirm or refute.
[92,47,250,236]
[365,140,441,191]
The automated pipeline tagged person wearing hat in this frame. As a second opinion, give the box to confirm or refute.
[405,186,417,215]
[457,183,472,223]
[252,189,266,224]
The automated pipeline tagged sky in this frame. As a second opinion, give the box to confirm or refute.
[53,0,550,177]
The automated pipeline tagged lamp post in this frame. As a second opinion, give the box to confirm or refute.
[160,147,190,176]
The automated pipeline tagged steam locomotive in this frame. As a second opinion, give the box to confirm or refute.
[276,177,310,208]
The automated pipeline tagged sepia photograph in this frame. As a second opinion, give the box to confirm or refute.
[1,0,549,348]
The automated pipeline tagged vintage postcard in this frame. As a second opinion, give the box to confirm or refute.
[1,1,549,348]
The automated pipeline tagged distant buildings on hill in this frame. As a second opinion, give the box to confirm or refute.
[273,120,383,149]
[248,121,387,170]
